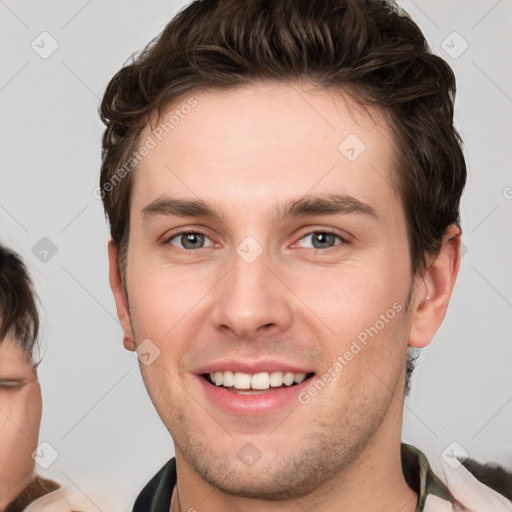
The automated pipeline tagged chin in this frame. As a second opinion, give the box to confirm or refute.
[178,437,357,502]
[199,465,319,501]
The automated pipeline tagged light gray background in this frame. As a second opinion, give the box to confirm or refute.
[1,0,511,509]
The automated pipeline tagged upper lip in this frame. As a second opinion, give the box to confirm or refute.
[194,359,315,375]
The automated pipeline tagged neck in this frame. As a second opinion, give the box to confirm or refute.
[170,402,418,512]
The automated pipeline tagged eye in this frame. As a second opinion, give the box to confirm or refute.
[167,231,214,250]
[0,379,24,389]
[297,231,345,250]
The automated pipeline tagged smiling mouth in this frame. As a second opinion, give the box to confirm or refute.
[202,370,315,394]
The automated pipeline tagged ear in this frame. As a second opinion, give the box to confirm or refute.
[108,240,135,351]
[409,224,461,349]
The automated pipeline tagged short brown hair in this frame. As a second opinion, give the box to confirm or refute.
[0,244,40,361]
[100,0,466,278]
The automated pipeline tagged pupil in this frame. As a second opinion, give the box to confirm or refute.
[182,233,204,249]
[313,233,334,249]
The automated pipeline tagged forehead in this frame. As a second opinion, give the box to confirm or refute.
[0,334,32,373]
[132,82,398,217]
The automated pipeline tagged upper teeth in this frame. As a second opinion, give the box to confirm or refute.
[209,371,307,390]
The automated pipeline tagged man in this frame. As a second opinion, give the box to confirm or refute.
[98,0,512,510]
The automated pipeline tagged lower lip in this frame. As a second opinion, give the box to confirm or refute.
[196,375,314,415]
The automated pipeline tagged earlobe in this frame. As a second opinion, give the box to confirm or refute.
[108,241,135,350]
[123,337,136,351]
[409,224,462,349]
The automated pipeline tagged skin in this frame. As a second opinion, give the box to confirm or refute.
[109,81,461,512]
[0,334,41,510]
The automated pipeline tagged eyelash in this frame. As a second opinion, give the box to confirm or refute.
[0,379,24,389]
[164,228,348,252]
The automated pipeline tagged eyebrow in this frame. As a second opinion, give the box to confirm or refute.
[141,193,378,223]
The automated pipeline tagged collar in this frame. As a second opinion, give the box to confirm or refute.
[401,443,456,510]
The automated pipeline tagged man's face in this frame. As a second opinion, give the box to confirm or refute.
[115,82,418,498]
[0,335,41,507]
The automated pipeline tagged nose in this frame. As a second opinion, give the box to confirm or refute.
[210,245,293,340]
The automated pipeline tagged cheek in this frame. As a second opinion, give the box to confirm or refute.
[294,256,409,337]
[127,258,214,338]
[290,252,411,394]
[0,383,42,432]
[129,272,186,342]
[0,383,42,471]
[26,382,43,433]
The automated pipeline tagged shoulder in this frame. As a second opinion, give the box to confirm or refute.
[460,458,512,501]
[132,458,177,512]
[436,456,512,512]
[403,443,512,512]
[4,476,59,512]
[22,485,108,512]
[21,476,121,512]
